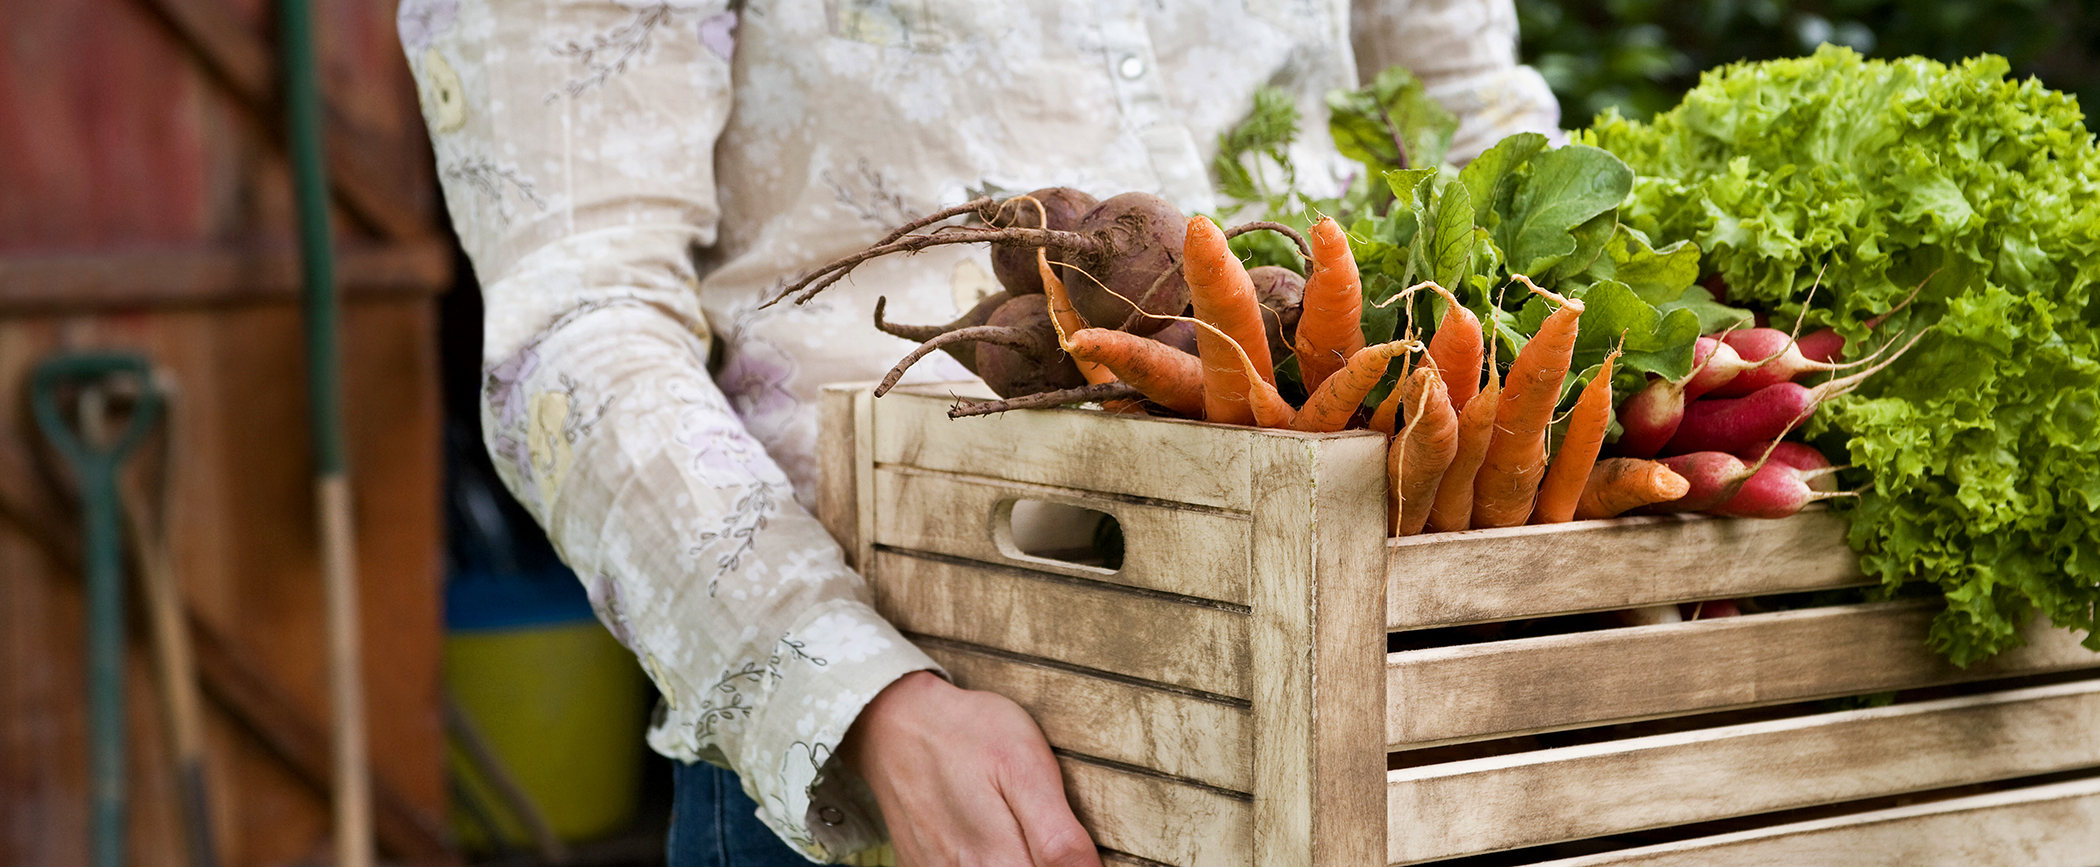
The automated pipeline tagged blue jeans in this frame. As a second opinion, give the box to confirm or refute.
[667,761,813,867]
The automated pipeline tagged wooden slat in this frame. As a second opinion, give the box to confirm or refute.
[1388,601,2100,748]
[0,243,452,311]
[816,384,867,559]
[1386,510,1863,629]
[920,640,1253,792]
[1387,679,2100,863]
[874,385,1256,510]
[1533,776,2100,867]
[129,0,435,241]
[1060,756,1250,867]
[1248,433,1389,867]
[870,550,1250,698]
[873,466,1253,605]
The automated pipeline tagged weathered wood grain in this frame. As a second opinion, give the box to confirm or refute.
[871,550,1251,698]
[1386,510,1864,629]
[1531,776,2100,867]
[1387,679,2100,863]
[853,388,878,573]
[1388,601,2100,748]
[1248,433,1389,867]
[816,383,865,558]
[874,385,1257,510]
[0,243,452,312]
[873,466,1253,605]
[1060,756,1251,867]
[919,639,1253,792]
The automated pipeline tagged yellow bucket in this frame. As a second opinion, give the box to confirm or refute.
[444,617,648,847]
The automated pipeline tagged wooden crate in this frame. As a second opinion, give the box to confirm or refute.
[817,383,2100,867]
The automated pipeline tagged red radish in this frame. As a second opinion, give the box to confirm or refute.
[1708,327,1905,397]
[1796,276,1930,364]
[1680,599,1742,620]
[1664,382,1819,456]
[1615,336,1757,458]
[1655,451,1755,512]
[1684,336,1760,399]
[1661,328,1924,456]
[1710,460,1854,519]
[1729,441,1842,493]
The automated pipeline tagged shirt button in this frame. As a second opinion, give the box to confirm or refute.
[1118,55,1145,79]
[817,805,846,826]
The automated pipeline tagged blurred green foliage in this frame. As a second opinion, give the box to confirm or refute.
[1520,0,2100,123]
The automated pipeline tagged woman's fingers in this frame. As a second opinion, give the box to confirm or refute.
[840,671,1101,867]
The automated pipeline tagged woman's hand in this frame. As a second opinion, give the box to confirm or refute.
[839,671,1102,867]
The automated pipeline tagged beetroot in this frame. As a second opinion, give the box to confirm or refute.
[873,292,1010,375]
[1152,320,1201,356]
[974,294,1087,397]
[1058,192,1190,336]
[988,187,1098,296]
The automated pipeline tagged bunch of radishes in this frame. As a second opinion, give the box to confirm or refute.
[1598,311,1924,521]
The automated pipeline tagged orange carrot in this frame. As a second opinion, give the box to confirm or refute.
[1064,328,1205,417]
[1291,340,1418,433]
[1191,317,1295,428]
[1471,277,1585,529]
[1392,367,1459,536]
[1040,249,1113,385]
[1417,281,1484,414]
[1294,217,1366,393]
[1368,365,1407,436]
[1529,348,1619,525]
[1426,377,1500,533]
[1184,217,1275,425]
[1573,458,1691,520]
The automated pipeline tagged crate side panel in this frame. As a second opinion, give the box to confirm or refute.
[1248,433,1389,867]
[1388,602,2100,747]
[872,388,1255,510]
[1386,511,1863,629]
[873,466,1253,605]
[816,383,869,555]
[872,550,1251,698]
[1387,679,2100,863]
[921,640,1254,792]
[1528,776,2100,867]
[1061,756,1252,867]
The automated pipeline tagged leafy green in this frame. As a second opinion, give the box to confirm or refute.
[1329,66,1458,175]
[1583,46,2100,665]
[1213,87,1302,219]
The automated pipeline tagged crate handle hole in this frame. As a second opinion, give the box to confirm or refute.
[996,500,1124,572]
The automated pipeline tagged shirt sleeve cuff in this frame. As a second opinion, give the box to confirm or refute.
[730,597,944,861]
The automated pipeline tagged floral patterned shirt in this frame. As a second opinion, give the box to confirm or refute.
[398,0,1559,860]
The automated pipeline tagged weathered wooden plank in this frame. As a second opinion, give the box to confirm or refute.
[1386,510,1863,629]
[871,550,1250,698]
[873,385,1256,511]
[1060,756,1250,867]
[816,384,866,559]
[1531,776,2100,867]
[853,388,878,573]
[1248,433,1389,867]
[919,639,1252,792]
[1388,601,2100,748]
[1388,679,2100,863]
[0,243,453,312]
[873,466,1252,605]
